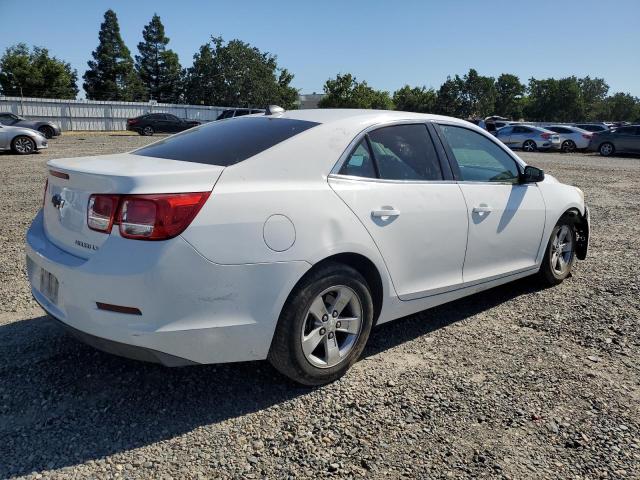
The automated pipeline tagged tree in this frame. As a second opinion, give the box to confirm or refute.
[594,92,640,121]
[184,37,298,109]
[524,76,584,122]
[579,76,609,120]
[461,69,496,118]
[494,73,525,119]
[135,14,183,103]
[0,43,78,98]
[434,75,466,117]
[318,73,393,109]
[83,9,145,101]
[393,85,437,113]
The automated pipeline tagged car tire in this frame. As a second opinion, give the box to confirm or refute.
[142,126,154,136]
[38,126,54,139]
[11,136,36,155]
[538,218,577,286]
[523,140,537,152]
[599,142,614,157]
[561,140,576,153]
[268,262,374,386]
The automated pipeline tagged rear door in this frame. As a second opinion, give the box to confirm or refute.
[435,123,546,283]
[329,123,469,300]
[165,114,183,132]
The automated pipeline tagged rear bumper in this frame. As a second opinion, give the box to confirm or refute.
[26,211,310,365]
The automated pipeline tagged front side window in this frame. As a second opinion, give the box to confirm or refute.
[339,140,377,178]
[439,125,520,183]
[134,117,319,165]
[367,124,442,181]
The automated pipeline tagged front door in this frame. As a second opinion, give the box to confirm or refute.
[329,123,469,300]
[437,123,546,283]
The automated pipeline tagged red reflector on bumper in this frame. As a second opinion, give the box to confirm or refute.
[50,170,69,179]
[96,302,142,315]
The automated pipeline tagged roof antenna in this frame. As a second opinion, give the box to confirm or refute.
[265,105,285,115]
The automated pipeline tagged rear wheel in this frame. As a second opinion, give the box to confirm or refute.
[142,125,154,136]
[561,140,576,153]
[599,142,614,157]
[11,136,36,155]
[38,126,54,139]
[538,220,577,286]
[268,263,374,385]
[523,140,537,152]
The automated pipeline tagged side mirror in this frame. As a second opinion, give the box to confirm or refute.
[521,165,545,183]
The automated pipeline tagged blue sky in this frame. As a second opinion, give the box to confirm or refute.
[0,0,638,98]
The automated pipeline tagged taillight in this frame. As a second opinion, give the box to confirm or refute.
[86,192,210,240]
[88,194,120,232]
[582,134,592,139]
[43,179,48,209]
[540,133,551,139]
[118,193,210,240]
[127,118,138,125]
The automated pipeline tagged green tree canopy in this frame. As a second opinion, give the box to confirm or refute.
[83,9,145,101]
[461,68,496,118]
[434,75,465,117]
[0,43,78,99]
[524,76,585,122]
[135,14,183,103]
[594,92,640,122]
[184,37,298,109]
[319,73,393,109]
[393,85,437,113]
[494,73,525,119]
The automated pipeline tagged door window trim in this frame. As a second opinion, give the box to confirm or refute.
[330,120,454,182]
[432,121,526,184]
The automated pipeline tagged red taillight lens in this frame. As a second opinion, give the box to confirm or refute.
[43,179,48,209]
[540,132,551,139]
[118,192,210,240]
[582,134,592,139]
[88,194,120,232]
[127,118,138,125]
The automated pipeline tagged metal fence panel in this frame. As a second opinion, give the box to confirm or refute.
[0,96,232,131]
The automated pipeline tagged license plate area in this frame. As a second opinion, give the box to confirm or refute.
[40,268,59,305]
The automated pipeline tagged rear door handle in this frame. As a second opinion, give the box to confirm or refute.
[472,205,493,213]
[371,208,400,218]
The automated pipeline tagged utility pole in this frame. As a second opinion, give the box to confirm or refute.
[19,86,25,117]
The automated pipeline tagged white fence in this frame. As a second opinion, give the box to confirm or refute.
[0,96,237,131]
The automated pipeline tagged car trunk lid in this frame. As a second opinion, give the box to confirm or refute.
[44,153,224,258]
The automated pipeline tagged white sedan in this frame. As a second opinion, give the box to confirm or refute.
[544,125,594,153]
[26,109,589,385]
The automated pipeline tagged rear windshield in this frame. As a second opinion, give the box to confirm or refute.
[133,117,319,165]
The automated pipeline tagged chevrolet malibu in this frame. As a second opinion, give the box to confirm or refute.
[26,109,589,385]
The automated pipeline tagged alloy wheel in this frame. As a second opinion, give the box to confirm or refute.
[562,140,576,153]
[143,126,154,136]
[600,143,613,156]
[523,140,536,152]
[300,285,363,368]
[14,137,34,154]
[550,225,574,276]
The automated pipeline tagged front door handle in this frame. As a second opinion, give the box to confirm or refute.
[472,205,493,214]
[371,208,400,218]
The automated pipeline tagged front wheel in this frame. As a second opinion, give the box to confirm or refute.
[11,136,36,154]
[523,140,537,152]
[538,221,577,286]
[599,142,614,157]
[268,263,374,385]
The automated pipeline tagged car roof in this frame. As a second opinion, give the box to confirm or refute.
[271,108,452,125]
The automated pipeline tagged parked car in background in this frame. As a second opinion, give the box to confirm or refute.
[217,108,265,120]
[26,109,589,385]
[126,113,201,136]
[0,112,61,139]
[0,124,48,154]
[573,123,610,133]
[495,125,561,152]
[587,125,640,156]
[545,125,593,152]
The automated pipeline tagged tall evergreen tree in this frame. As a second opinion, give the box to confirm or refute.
[83,9,145,101]
[135,14,183,103]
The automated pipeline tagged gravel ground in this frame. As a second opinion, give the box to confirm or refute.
[0,133,638,479]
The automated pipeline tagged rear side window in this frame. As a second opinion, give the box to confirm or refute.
[439,125,519,183]
[367,124,443,181]
[340,140,377,178]
[133,117,319,165]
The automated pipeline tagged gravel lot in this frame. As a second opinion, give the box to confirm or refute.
[1,133,638,479]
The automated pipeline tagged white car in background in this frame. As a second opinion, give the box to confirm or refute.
[544,125,593,153]
[26,108,589,385]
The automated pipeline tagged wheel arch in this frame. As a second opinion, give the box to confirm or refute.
[556,207,589,260]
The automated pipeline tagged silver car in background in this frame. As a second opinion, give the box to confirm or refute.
[495,125,561,152]
[545,125,593,152]
[0,124,49,154]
